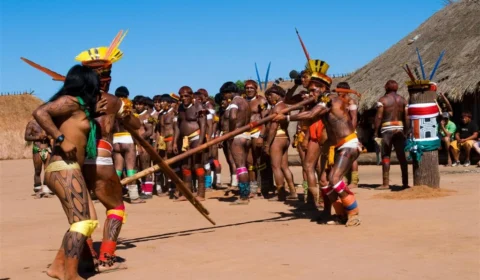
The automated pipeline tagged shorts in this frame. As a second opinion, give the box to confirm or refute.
[450,140,475,151]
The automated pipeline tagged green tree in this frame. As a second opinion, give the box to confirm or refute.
[235,80,245,91]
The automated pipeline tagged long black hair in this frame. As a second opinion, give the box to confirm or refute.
[49,64,101,117]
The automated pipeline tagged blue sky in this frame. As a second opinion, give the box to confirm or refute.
[1,0,444,101]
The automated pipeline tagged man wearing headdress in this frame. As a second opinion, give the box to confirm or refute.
[173,86,208,201]
[274,60,361,227]
[244,80,269,197]
[221,82,252,204]
[78,54,142,271]
[24,119,54,198]
[373,80,409,190]
[112,86,145,204]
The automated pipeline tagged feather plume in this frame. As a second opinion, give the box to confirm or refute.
[20,57,65,81]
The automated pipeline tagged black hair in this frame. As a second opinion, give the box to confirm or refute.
[161,94,175,103]
[265,84,286,97]
[336,82,350,89]
[153,95,162,102]
[115,86,129,98]
[49,64,100,118]
[133,95,145,104]
[145,97,154,108]
[214,93,223,105]
[219,81,239,94]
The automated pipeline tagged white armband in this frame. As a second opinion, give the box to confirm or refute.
[207,114,213,120]
[116,100,125,117]
[317,102,326,108]
[376,102,383,108]
[227,104,239,110]
[143,119,148,124]
[173,117,178,122]
[348,104,358,111]
[208,109,216,115]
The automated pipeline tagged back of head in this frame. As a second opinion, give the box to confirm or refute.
[133,95,145,104]
[385,80,398,92]
[115,86,129,98]
[50,64,100,117]
[265,84,286,97]
[219,81,238,94]
[336,82,350,90]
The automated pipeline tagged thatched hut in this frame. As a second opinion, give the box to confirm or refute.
[337,0,480,152]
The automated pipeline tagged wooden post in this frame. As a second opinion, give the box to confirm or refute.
[408,88,441,188]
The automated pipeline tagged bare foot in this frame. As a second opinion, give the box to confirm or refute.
[174,196,188,202]
[347,183,358,189]
[346,214,361,227]
[195,196,205,201]
[97,261,128,273]
[230,199,249,205]
[128,198,146,204]
[46,262,65,280]
[376,185,390,190]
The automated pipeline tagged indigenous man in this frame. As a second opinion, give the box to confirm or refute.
[24,118,54,198]
[157,94,177,197]
[244,80,269,196]
[173,86,207,201]
[264,85,297,201]
[152,94,165,194]
[194,89,215,191]
[285,69,325,208]
[112,86,144,204]
[336,82,360,189]
[373,80,409,190]
[274,60,361,227]
[78,57,142,272]
[221,81,252,204]
[134,96,154,198]
[216,93,236,188]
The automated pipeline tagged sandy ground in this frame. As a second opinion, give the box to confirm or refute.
[1,158,479,280]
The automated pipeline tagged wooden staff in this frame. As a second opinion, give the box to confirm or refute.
[121,96,316,186]
[122,122,215,225]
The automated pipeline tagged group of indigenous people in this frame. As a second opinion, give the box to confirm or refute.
[25,29,454,280]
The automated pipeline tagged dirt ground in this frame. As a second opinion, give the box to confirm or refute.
[1,158,479,280]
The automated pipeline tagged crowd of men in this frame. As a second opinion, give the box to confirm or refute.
[23,59,480,279]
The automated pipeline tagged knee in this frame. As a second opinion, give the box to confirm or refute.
[69,219,99,237]
[303,161,315,172]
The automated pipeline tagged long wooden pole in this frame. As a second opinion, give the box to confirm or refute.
[122,122,216,225]
[121,97,315,186]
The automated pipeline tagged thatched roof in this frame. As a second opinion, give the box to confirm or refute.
[342,0,480,112]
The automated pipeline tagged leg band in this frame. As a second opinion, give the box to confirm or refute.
[238,182,250,198]
[69,220,99,237]
[213,159,220,168]
[257,163,266,171]
[196,168,205,177]
[204,163,211,171]
[116,170,123,177]
[341,194,359,215]
[182,169,192,177]
[248,165,255,171]
[98,240,117,262]
[351,171,359,184]
[106,204,126,224]
[127,185,139,200]
[382,157,390,164]
[333,180,346,194]
[142,182,154,195]
[236,167,248,176]
[126,169,136,177]
[320,185,333,196]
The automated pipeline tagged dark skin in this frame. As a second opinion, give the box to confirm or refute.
[194,93,212,187]
[439,117,454,166]
[135,102,154,184]
[224,93,251,201]
[437,92,453,117]
[450,115,478,163]
[33,95,95,280]
[219,101,237,182]
[264,92,296,200]
[274,82,361,226]
[112,120,137,185]
[173,91,207,200]
[373,90,409,189]
[24,119,53,193]
[245,84,269,190]
[156,101,175,194]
